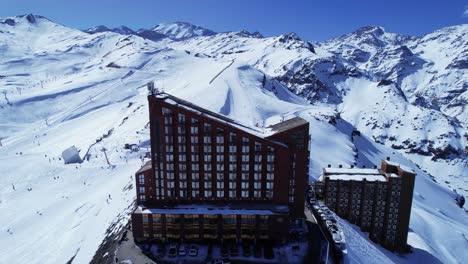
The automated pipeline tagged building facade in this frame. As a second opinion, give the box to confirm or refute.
[321,160,415,252]
[132,91,310,243]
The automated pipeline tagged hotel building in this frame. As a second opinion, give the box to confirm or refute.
[132,90,310,243]
[319,159,415,252]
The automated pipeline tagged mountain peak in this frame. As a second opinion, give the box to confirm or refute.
[1,13,51,26]
[355,25,386,36]
[151,21,216,40]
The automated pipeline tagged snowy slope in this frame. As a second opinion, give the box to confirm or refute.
[0,14,467,264]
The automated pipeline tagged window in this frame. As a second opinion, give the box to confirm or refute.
[267,146,275,153]
[166,146,174,153]
[254,190,261,198]
[229,173,236,180]
[165,135,173,143]
[242,182,249,189]
[139,186,145,193]
[204,190,212,198]
[266,182,274,190]
[204,145,211,153]
[216,154,224,162]
[191,136,198,144]
[165,126,172,134]
[179,164,187,171]
[204,182,212,189]
[191,155,199,162]
[192,190,200,198]
[267,164,274,172]
[242,146,249,153]
[178,136,186,144]
[254,142,262,152]
[229,154,236,162]
[178,145,186,152]
[254,173,261,180]
[138,174,145,184]
[254,182,261,189]
[229,132,237,143]
[179,173,187,180]
[166,163,174,171]
[229,182,236,189]
[242,164,249,171]
[204,136,212,143]
[216,182,224,189]
[179,154,186,162]
[164,116,172,125]
[229,145,237,153]
[178,114,185,123]
[191,172,199,180]
[267,155,275,162]
[216,145,224,153]
[242,191,249,198]
[204,123,211,133]
[162,107,172,114]
[229,191,236,198]
[191,182,199,188]
[204,163,212,171]
[192,164,199,171]
[254,164,262,172]
[229,164,236,171]
[242,173,249,180]
[204,173,212,181]
[178,126,185,134]
[217,190,224,198]
[254,155,262,162]
[216,173,224,180]
[179,181,187,188]
[204,154,212,162]
[242,137,249,143]
[267,173,274,180]
[191,126,198,134]
[140,195,146,201]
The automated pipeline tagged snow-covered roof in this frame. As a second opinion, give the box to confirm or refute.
[136,160,152,174]
[328,174,387,182]
[384,160,415,174]
[134,203,289,215]
[323,168,380,175]
[155,93,307,140]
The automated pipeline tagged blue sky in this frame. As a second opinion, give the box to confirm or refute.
[1,0,467,40]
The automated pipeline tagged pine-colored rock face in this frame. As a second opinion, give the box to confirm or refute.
[0,14,466,264]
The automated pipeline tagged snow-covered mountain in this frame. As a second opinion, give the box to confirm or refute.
[84,21,216,41]
[0,14,466,264]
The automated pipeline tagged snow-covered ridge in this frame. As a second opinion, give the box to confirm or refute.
[0,14,466,264]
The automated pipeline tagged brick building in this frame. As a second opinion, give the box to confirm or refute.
[320,160,415,252]
[132,90,310,243]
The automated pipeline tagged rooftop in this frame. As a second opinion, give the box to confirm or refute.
[136,160,152,174]
[268,117,309,135]
[153,92,308,139]
[327,174,387,182]
[323,167,387,182]
[134,203,289,215]
[323,168,380,175]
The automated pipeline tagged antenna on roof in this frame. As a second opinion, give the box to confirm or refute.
[147,81,155,96]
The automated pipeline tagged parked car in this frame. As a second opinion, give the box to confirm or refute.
[189,244,198,257]
[168,243,178,258]
[221,244,229,258]
[253,244,262,258]
[242,243,251,257]
[179,244,186,256]
[230,244,238,257]
[264,245,274,259]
